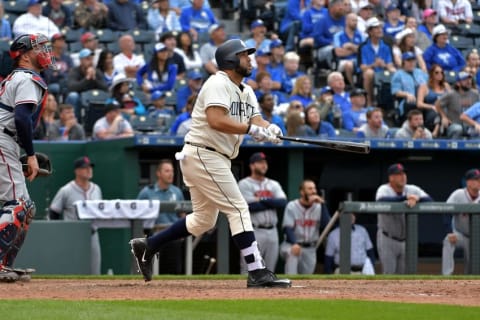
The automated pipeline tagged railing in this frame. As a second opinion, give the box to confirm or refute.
[338,202,480,274]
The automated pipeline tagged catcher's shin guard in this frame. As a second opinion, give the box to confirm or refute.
[0,199,35,265]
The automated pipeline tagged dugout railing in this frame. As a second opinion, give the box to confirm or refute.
[338,202,480,275]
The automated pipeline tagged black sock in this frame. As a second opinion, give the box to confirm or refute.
[147,217,190,250]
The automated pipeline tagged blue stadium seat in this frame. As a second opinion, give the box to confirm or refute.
[69,41,83,53]
[3,1,27,14]
[64,28,83,43]
[449,35,474,50]
[93,28,116,44]
[130,29,156,45]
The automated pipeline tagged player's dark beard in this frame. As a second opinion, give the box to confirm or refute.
[235,65,251,77]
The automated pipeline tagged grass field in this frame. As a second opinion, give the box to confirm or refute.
[2,299,480,320]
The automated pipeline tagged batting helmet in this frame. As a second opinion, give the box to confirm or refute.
[9,34,55,70]
[215,39,256,70]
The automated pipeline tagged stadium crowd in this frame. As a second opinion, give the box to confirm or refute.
[2,0,480,141]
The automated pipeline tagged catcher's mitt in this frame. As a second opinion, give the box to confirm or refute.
[20,152,53,177]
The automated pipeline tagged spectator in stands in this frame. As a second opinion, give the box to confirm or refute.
[146,90,175,133]
[176,68,203,114]
[315,86,338,124]
[464,50,480,89]
[416,64,449,136]
[269,39,285,78]
[436,71,479,138]
[299,0,324,46]
[391,52,428,122]
[245,19,272,53]
[246,49,281,90]
[33,93,58,140]
[73,0,108,30]
[358,17,396,107]
[418,8,436,41]
[437,0,472,25]
[171,93,196,135]
[375,163,433,274]
[328,71,351,116]
[280,51,305,94]
[199,23,226,75]
[301,0,346,70]
[383,4,405,42]
[333,12,364,87]
[175,31,202,71]
[179,0,217,43]
[356,107,389,138]
[395,108,433,139]
[47,104,86,141]
[254,71,288,109]
[304,105,337,138]
[290,75,314,109]
[259,93,287,135]
[92,102,134,139]
[107,73,146,119]
[107,0,146,31]
[324,213,376,274]
[71,32,102,67]
[405,15,431,52]
[159,31,186,79]
[286,110,310,137]
[96,49,118,88]
[459,100,480,138]
[357,2,374,38]
[279,0,308,52]
[342,87,369,133]
[13,0,60,39]
[66,48,108,120]
[423,24,465,72]
[136,42,177,94]
[113,34,146,78]
[170,0,211,15]
[393,28,427,73]
[148,0,181,36]
[44,33,73,100]
[42,0,73,30]
[0,1,12,40]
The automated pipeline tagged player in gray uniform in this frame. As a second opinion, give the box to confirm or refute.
[442,168,480,275]
[0,33,54,282]
[376,163,432,274]
[238,152,287,273]
[130,39,291,287]
[49,156,103,275]
[280,179,331,274]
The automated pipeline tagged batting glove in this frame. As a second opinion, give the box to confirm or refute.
[247,124,271,142]
[266,124,282,144]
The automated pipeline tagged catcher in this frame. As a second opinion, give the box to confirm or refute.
[0,33,54,282]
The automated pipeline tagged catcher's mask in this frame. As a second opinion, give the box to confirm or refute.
[9,33,56,70]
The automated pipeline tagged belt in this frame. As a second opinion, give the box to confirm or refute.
[254,224,275,229]
[335,264,363,272]
[185,141,229,159]
[382,231,405,242]
[1,127,17,141]
[297,242,316,248]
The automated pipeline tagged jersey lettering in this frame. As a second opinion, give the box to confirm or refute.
[230,101,255,117]
[295,219,317,227]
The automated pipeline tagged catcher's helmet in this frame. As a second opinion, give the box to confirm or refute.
[215,39,256,70]
[9,34,55,70]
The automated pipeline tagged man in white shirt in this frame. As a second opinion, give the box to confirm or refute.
[437,0,473,25]
[13,0,60,39]
[113,34,145,78]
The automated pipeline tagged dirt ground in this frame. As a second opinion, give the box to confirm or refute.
[2,279,480,306]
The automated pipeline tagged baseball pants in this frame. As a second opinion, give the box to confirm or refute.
[377,230,405,274]
[280,243,317,274]
[442,231,470,275]
[0,139,30,202]
[180,144,253,237]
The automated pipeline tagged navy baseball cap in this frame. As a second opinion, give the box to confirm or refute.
[251,19,265,29]
[249,152,267,164]
[388,163,406,175]
[320,86,334,95]
[465,168,480,180]
[386,4,400,12]
[402,52,416,61]
[74,156,95,169]
[255,49,271,57]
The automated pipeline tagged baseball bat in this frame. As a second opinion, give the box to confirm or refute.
[316,210,340,249]
[278,136,370,154]
[205,257,216,274]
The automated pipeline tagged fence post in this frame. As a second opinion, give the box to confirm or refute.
[405,212,418,274]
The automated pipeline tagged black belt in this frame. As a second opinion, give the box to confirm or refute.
[297,242,316,248]
[254,224,275,229]
[382,231,405,242]
[334,264,363,272]
[2,127,15,138]
[185,141,230,159]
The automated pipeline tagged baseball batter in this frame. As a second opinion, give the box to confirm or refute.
[376,163,432,274]
[280,179,331,274]
[130,39,291,287]
[238,152,287,273]
[0,33,53,282]
[441,168,480,275]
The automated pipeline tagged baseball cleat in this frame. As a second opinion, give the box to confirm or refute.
[129,238,154,282]
[2,267,35,282]
[247,268,292,288]
[0,268,19,283]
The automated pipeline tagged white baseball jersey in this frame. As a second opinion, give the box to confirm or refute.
[185,71,261,159]
[282,200,325,244]
[446,188,478,236]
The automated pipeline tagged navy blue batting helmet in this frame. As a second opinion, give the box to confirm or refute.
[215,39,256,70]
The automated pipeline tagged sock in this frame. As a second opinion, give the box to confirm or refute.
[233,231,265,271]
[147,217,190,250]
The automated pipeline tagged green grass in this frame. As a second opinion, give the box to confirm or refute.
[2,299,479,320]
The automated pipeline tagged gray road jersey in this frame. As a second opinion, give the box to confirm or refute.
[446,188,478,236]
[50,181,103,221]
[376,183,429,239]
[282,200,324,243]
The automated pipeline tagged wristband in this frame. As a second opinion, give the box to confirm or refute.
[246,124,251,134]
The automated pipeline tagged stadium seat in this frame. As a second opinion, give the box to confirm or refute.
[0,39,10,52]
[106,42,120,54]
[444,70,457,85]
[449,35,474,50]
[374,70,394,111]
[3,1,27,14]
[130,116,159,133]
[80,89,109,109]
[80,89,110,135]
[93,28,116,44]
[64,28,83,43]
[69,41,83,53]
[4,13,18,27]
[130,29,156,45]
